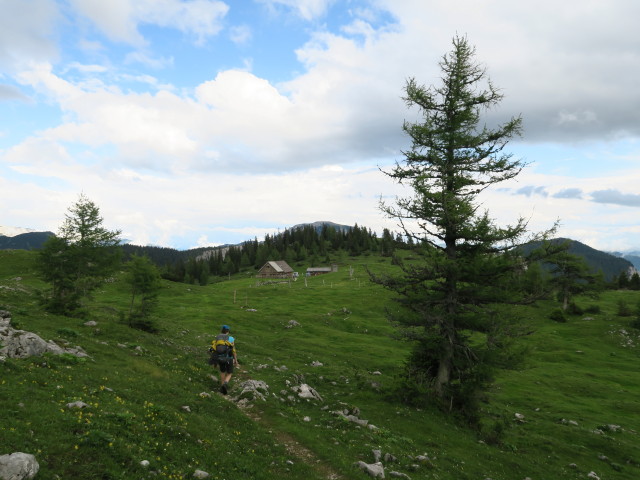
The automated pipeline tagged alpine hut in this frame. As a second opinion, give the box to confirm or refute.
[256,260,295,279]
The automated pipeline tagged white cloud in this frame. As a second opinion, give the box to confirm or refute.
[229,24,252,45]
[68,0,229,45]
[257,0,334,21]
[124,51,175,69]
[3,0,640,252]
[0,0,59,70]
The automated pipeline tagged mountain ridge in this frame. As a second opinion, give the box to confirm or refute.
[0,224,636,279]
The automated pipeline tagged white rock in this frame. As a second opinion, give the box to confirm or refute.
[389,472,410,480]
[140,460,150,468]
[0,452,39,480]
[193,469,210,479]
[357,461,385,478]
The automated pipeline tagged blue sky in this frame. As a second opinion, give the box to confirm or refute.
[1,0,639,251]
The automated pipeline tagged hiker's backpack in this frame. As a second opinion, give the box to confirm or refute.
[212,333,234,360]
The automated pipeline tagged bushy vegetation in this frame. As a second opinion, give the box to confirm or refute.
[2,249,640,479]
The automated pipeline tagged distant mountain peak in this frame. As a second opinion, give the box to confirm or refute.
[0,226,38,237]
[290,221,352,232]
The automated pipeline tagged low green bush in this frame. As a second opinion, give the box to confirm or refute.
[549,309,567,322]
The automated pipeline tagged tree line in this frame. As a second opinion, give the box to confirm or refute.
[124,224,402,285]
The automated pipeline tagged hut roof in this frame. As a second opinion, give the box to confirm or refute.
[266,260,293,273]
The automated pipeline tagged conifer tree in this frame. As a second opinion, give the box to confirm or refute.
[37,194,121,314]
[373,36,554,414]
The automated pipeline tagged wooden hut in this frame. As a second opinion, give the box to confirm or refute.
[256,260,295,278]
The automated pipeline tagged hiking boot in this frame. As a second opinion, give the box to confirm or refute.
[220,383,228,395]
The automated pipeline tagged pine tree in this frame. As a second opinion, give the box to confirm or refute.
[37,194,121,314]
[373,36,554,415]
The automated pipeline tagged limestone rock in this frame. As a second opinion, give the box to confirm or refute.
[0,452,39,480]
[293,383,323,402]
[235,380,270,402]
[356,461,385,478]
[0,313,88,359]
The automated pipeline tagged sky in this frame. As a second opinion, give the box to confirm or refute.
[1,0,639,252]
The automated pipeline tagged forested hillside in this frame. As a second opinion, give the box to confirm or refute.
[124,223,397,284]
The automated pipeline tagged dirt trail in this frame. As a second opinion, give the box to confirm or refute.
[212,370,345,480]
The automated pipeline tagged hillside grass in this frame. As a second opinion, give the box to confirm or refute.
[1,249,639,479]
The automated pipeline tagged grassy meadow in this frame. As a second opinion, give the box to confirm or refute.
[1,248,639,479]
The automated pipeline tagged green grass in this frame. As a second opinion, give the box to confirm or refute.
[1,249,639,479]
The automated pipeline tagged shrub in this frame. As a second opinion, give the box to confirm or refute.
[584,304,601,314]
[56,327,79,338]
[549,309,567,323]
[617,299,633,317]
[567,302,583,315]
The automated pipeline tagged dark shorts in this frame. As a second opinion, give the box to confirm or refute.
[218,358,234,373]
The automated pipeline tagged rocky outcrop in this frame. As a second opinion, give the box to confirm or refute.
[0,310,88,361]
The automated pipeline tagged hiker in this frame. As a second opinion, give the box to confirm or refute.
[211,324,238,395]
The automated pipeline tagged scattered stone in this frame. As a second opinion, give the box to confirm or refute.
[83,321,98,327]
[140,460,150,468]
[193,469,210,479]
[389,472,410,480]
[181,406,191,413]
[303,416,311,422]
[514,413,525,422]
[346,415,368,427]
[559,418,579,426]
[568,463,578,469]
[384,453,397,463]
[199,392,211,398]
[274,365,288,372]
[356,461,385,478]
[372,371,382,375]
[286,460,294,465]
[66,401,89,409]
[293,384,323,402]
[285,320,300,329]
[234,380,270,402]
[310,361,323,367]
[587,472,600,480]
[372,449,382,463]
[0,452,39,480]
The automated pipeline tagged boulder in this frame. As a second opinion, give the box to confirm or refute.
[356,461,385,478]
[0,313,88,360]
[235,380,270,402]
[0,452,39,480]
[293,383,323,402]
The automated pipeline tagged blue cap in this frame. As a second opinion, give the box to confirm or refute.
[222,325,231,332]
